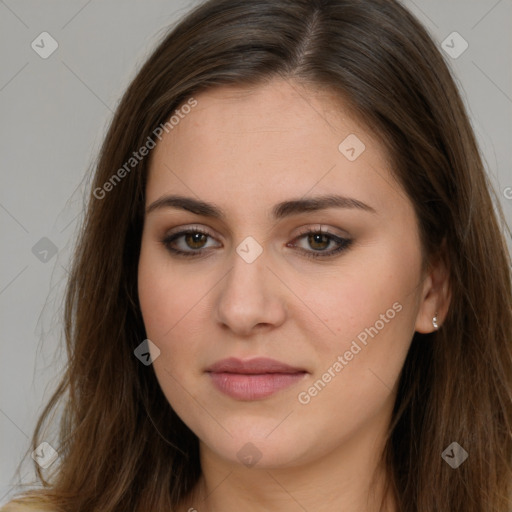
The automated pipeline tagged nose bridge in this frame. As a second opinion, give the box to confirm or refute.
[214,241,286,333]
[233,241,268,288]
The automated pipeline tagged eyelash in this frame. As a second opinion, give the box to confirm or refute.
[161,226,353,260]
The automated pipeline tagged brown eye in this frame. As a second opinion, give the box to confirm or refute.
[288,228,353,260]
[162,228,220,257]
[307,233,331,251]
[184,232,208,249]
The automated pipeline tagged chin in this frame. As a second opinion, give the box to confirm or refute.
[196,416,320,470]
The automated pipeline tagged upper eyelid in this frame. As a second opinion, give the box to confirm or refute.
[294,224,345,237]
[163,225,221,242]
[163,223,349,239]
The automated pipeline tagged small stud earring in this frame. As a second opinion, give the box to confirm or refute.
[432,313,439,330]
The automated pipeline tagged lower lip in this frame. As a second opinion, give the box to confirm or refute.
[208,372,306,400]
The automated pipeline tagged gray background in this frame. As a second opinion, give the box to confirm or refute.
[1,0,511,505]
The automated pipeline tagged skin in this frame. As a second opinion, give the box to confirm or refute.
[137,78,450,512]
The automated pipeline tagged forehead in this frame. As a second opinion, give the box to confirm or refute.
[146,78,403,217]
[163,79,382,153]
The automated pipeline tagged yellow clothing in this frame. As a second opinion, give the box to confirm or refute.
[0,502,52,512]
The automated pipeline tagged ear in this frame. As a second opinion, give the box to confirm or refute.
[414,243,451,334]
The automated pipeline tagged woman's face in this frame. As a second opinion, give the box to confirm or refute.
[138,78,434,470]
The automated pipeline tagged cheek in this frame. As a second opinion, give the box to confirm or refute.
[137,253,202,408]
[293,268,416,445]
[138,240,203,342]
[137,244,213,390]
[301,250,420,354]
[296,241,422,414]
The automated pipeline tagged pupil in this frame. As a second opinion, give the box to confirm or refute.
[310,233,328,250]
[187,233,205,248]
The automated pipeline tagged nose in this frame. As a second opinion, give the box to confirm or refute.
[214,247,287,337]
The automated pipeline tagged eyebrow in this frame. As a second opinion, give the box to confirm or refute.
[145,193,376,219]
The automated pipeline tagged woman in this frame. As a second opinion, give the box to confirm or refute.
[3,0,511,510]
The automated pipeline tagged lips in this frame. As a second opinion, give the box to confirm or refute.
[206,357,307,400]
[206,357,305,374]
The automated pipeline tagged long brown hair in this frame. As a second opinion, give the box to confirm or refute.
[6,0,512,510]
